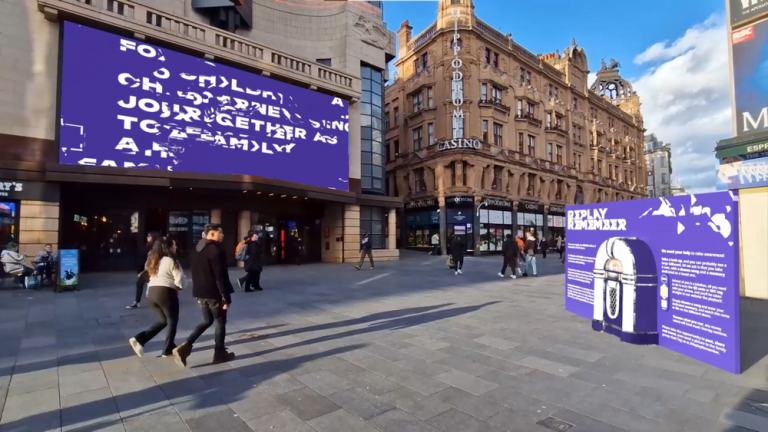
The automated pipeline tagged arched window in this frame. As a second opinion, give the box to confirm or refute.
[575,186,584,205]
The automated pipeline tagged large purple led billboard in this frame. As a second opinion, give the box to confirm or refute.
[58,22,350,191]
[564,192,741,373]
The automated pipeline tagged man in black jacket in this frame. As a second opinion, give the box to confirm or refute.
[498,234,519,279]
[355,232,374,270]
[173,223,235,367]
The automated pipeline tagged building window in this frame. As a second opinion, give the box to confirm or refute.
[661,173,668,184]
[422,53,429,70]
[427,123,434,146]
[492,52,499,68]
[317,58,332,66]
[414,168,426,192]
[516,100,523,116]
[609,165,615,179]
[491,86,502,104]
[452,112,464,138]
[493,123,503,146]
[526,70,532,85]
[485,48,491,64]
[451,0,460,4]
[527,173,536,196]
[427,87,434,107]
[360,206,385,249]
[624,169,628,183]
[555,115,563,128]
[575,153,582,170]
[412,92,423,112]
[493,166,503,190]
[555,180,563,200]
[660,157,667,168]
[526,102,535,116]
[527,135,536,156]
[573,97,579,111]
[481,83,488,101]
[556,145,563,164]
[462,162,468,186]
[518,133,524,152]
[546,143,553,161]
[394,140,400,156]
[447,162,456,186]
[546,112,552,128]
[597,160,603,176]
[413,58,421,74]
[206,8,245,33]
[394,107,399,127]
[482,120,488,142]
[412,127,423,151]
[361,64,384,194]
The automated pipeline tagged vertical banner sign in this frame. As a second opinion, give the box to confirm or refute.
[450,9,464,139]
[58,249,80,290]
[564,192,741,374]
[732,19,768,137]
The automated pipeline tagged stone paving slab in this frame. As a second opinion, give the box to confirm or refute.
[0,251,767,432]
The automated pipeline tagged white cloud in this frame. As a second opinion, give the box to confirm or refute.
[632,14,731,193]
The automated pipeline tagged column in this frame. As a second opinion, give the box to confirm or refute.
[343,204,360,263]
[388,209,396,250]
[210,209,222,224]
[439,196,447,255]
[237,211,251,268]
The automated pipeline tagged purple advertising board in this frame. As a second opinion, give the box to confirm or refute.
[58,21,350,191]
[564,191,741,373]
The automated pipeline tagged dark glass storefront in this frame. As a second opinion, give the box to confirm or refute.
[404,198,439,250]
[446,196,474,253]
[516,201,544,239]
[478,198,513,253]
[0,200,19,248]
[59,183,325,272]
[546,204,566,242]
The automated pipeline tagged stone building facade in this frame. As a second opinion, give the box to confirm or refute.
[384,0,647,253]
[0,0,400,270]
[644,134,673,198]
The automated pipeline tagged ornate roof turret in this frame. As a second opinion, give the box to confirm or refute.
[590,59,636,100]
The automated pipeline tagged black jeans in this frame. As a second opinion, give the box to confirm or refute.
[432,245,440,255]
[453,257,464,270]
[500,257,517,275]
[35,262,53,281]
[13,266,34,285]
[134,286,179,355]
[245,269,261,290]
[187,298,228,353]
[135,271,149,303]
[542,249,547,259]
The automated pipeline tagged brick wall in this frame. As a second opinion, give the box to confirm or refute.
[18,200,59,266]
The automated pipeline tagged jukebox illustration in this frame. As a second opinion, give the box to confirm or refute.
[591,237,659,345]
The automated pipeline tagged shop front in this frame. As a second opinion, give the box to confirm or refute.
[546,204,566,241]
[478,197,514,253]
[516,201,545,240]
[404,198,439,251]
[0,180,60,258]
[445,196,475,253]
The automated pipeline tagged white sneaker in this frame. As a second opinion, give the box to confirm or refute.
[128,337,144,357]
[510,275,516,279]
[498,273,505,278]
[458,269,463,275]
[455,271,459,275]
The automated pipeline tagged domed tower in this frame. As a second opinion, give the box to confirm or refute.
[437,0,474,30]
[590,59,644,129]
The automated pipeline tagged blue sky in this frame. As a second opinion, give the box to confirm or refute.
[380,0,732,193]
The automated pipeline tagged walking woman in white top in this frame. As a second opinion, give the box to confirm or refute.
[129,238,186,357]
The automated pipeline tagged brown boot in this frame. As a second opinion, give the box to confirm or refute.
[172,342,192,368]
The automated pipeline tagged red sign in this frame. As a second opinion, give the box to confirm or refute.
[732,26,755,45]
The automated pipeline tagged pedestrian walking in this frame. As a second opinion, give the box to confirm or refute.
[556,235,564,259]
[498,234,519,279]
[450,235,465,275]
[128,238,185,358]
[540,237,549,259]
[236,235,249,290]
[355,232,374,270]
[561,236,566,266]
[516,235,527,277]
[243,230,263,292]
[524,232,538,277]
[172,223,235,367]
[127,231,161,309]
[430,232,440,256]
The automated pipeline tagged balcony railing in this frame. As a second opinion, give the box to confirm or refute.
[475,18,510,49]
[545,125,568,136]
[478,98,511,112]
[407,22,437,53]
[39,0,359,97]
[515,113,542,127]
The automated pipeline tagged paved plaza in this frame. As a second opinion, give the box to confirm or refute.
[1,251,767,432]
